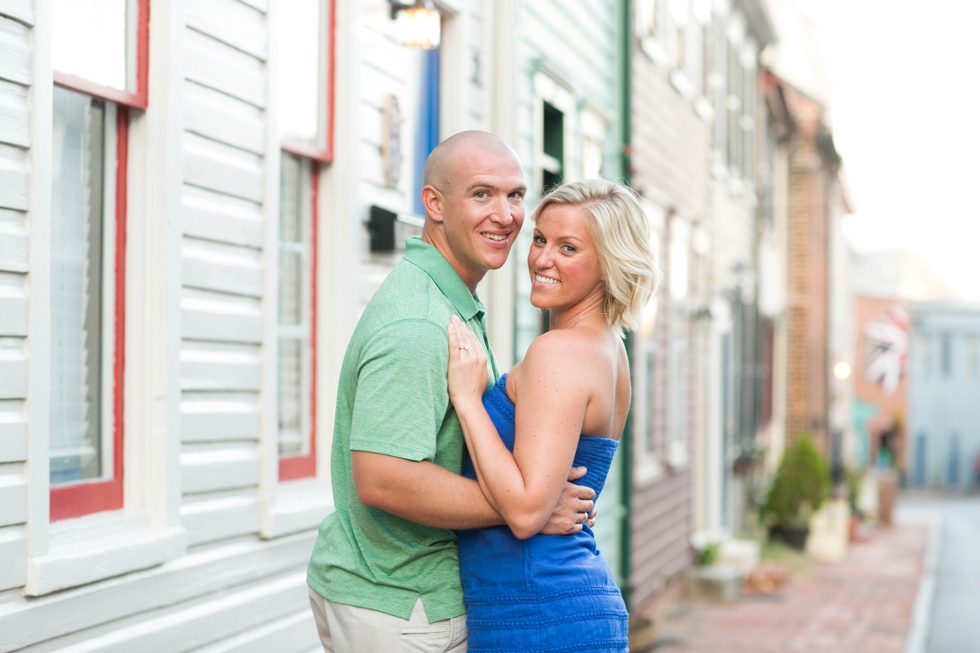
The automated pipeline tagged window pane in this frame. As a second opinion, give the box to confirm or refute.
[53,0,130,91]
[278,154,311,457]
[278,0,322,145]
[50,87,108,485]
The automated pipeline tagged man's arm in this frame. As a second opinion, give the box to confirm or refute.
[352,451,596,532]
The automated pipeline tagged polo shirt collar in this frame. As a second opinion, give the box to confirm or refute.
[404,237,485,321]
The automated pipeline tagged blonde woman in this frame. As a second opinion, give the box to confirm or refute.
[447,179,658,652]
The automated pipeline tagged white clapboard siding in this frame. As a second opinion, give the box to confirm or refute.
[180,491,261,546]
[0,217,29,272]
[183,133,265,202]
[0,79,29,147]
[180,342,262,392]
[184,28,266,109]
[0,15,31,86]
[181,393,260,443]
[0,400,27,463]
[182,237,263,297]
[183,81,266,155]
[190,610,318,653]
[0,533,315,652]
[182,290,263,343]
[186,0,267,61]
[0,470,26,527]
[0,277,27,335]
[0,145,29,211]
[0,1,33,25]
[0,338,27,399]
[182,185,264,248]
[0,524,26,592]
[16,572,310,653]
[181,445,260,494]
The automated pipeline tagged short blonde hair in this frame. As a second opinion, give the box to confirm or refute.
[531,180,659,335]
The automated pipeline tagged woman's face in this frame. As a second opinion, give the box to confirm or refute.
[527,203,605,311]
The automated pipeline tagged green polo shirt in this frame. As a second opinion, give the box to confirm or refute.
[307,237,498,622]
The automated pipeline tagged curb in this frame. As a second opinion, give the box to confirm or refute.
[901,512,943,653]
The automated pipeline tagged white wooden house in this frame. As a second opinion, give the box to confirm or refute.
[0,0,495,650]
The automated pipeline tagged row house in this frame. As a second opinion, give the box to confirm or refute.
[0,0,495,650]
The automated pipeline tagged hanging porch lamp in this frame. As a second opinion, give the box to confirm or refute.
[389,0,441,49]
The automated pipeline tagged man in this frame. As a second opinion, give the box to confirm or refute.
[307,131,597,652]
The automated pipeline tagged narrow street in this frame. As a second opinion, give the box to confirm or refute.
[899,495,980,653]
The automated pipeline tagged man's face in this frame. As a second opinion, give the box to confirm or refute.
[432,147,527,290]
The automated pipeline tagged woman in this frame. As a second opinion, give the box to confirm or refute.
[447,179,658,652]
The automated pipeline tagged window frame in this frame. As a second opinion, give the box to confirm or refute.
[276,0,336,482]
[51,0,150,111]
[278,0,337,165]
[47,0,148,521]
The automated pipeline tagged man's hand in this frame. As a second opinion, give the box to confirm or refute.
[539,466,596,535]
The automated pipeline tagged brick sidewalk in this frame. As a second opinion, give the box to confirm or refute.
[651,524,928,653]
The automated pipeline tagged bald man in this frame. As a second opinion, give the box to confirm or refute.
[306,132,597,652]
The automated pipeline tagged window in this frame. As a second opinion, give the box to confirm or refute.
[915,335,931,378]
[966,337,979,379]
[48,0,148,521]
[668,216,690,466]
[276,0,335,481]
[636,0,658,37]
[633,215,664,484]
[541,102,565,192]
[941,333,952,378]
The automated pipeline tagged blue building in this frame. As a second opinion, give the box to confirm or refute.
[908,302,980,490]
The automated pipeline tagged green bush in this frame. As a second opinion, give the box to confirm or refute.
[763,435,831,527]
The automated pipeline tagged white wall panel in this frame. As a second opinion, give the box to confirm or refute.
[0,145,29,211]
[0,217,29,272]
[182,237,263,297]
[183,133,265,202]
[190,609,318,653]
[0,337,26,399]
[0,469,26,526]
[181,445,260,494]
[0,400,27,463]
[0,277,27,335]
[0,1,33,23]
[182,186,264,248]
[180,342,262,392]
[0,15,31,86]
[184,28,266,108]
[182,290,263,343]
[0,79,29,147]
[187,0,267,61]
[181,393,260,443]
[183,81,266,155]
[0,524,26,591]
[179,492,261,545]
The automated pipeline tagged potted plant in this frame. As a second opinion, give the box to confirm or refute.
[763,435,830,551]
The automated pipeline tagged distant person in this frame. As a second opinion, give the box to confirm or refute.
[305,131,597,652]
[448,179,658,651]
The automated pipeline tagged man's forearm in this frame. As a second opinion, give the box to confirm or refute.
[351,451,505,529]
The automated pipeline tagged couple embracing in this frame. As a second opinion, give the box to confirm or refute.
[306,131,658,652]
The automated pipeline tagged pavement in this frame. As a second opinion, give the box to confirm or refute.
[898,495,980,653]
[650,522,929,653]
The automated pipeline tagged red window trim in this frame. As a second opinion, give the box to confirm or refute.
[279,0,335,481]
[280,0,336,164]
[279,163,319,482]
[50,107,129,522]
[52,0,150,110]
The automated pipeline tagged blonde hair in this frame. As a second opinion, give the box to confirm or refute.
[531,180,659,335]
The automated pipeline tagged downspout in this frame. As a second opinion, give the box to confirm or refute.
[618,0,634,614]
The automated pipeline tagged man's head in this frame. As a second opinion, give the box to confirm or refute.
[420,131,527,293]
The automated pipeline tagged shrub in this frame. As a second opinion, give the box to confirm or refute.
[763,435,831,527]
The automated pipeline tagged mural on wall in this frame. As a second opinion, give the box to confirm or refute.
[864,303,909,396]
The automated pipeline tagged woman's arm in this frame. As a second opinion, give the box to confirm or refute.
[448,317,592,539]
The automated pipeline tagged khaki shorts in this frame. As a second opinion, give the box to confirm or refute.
[308,586,467,653]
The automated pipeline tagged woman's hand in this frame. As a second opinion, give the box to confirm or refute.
[447,315,489,408]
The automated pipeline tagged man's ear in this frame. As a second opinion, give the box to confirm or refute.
[421,185,444,223]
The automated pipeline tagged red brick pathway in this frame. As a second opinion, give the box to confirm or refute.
[653,524,928,653]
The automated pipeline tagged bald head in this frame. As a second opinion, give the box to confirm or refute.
[422,131,520,192]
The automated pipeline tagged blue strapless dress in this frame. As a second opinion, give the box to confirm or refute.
[457,374,629,652]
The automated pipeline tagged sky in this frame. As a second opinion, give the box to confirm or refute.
[792,0,980,300]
